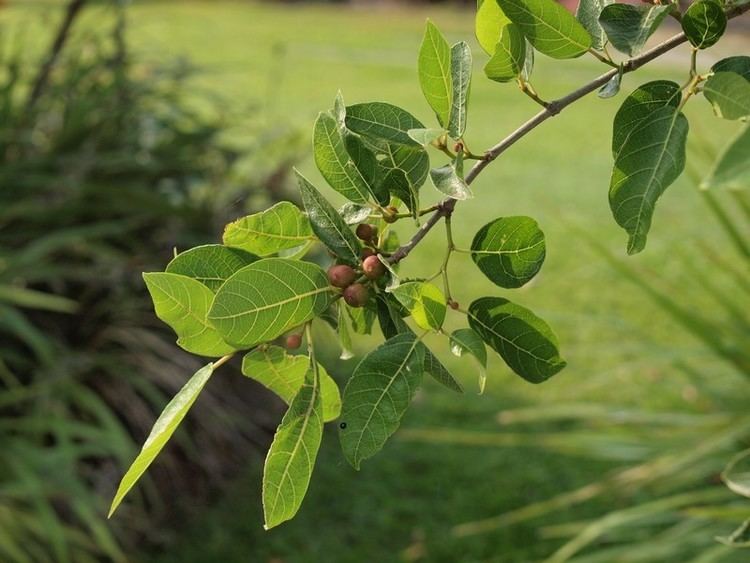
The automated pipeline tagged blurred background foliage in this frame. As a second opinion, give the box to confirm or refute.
[0,1,747,562]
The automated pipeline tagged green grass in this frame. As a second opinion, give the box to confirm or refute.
[4,1,748,561]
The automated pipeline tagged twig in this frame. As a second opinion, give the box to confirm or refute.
[389,2,750,266]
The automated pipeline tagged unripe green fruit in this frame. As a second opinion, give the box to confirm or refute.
[285,334,302,349]
[327,264,356,288]
[362,255,386,280]
[356,223,377,241]
[343,283,369,307]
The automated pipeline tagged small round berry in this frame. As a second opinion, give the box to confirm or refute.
[356,223,377,241]
[285,334,302,349]
[343,283,369,307]
[327,264,357,288]
[362,255,386,280]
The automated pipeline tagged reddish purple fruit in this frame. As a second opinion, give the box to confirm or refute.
[362,255,386,280]
[356,223,377,242]
[327,264,356,288]
[361,248,376,259]
[343,283,369,307]
[285,334,302,350]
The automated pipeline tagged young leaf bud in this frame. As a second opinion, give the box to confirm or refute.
[327,264,357,288]
[343,283,369,308]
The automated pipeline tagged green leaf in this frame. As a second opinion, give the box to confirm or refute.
[143,273,235,357]
[345,133,389,205]
[468,296,566,383]
[576,0,613,51]
[701,124,750,190]
[166,244,258,292]
[598,71,622,99]
[682,0,726,50]
[384,169,419,219]
[522,38,535,81]
[450,328,488,393]
[598,3,671,57]
[407,128,446,146]
[497,0,592,59]
[223,201,314,257]
[484,23,526,83]
[470,216,546,288]
[712,56,750,80]
[722,449,750,499]
[208,258,333,348]
[338,202,372,225]
[419,20,453,127]
[242,346,341,422]
[262,364,323,529]
[313,111,372,204]
[609,106,689,254]
[449,41,472,139]
[339,333,424,469]
[703,72,750,121]
[376,295,463,393]
[391,281,447,331]
[430,163,473,200]
[346,303,376,335]
[612,80,681,158]
[476,0,512,55]
[109,362,215,517]
[371,139,430,197]
[345,102,425,147]
[337,304,355,360]
[295,169,362,265]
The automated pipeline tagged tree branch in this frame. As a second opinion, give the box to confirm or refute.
[389,2,750,265]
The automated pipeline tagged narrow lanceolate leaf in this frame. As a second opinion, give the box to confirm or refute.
[612,80,681,158]
[242,346,341,422]
[391,281,446,331]
[376,295,463,393]
[313,112,371,204]
[470,216,546,288]
[143,273,234,357]
[703,72,750,121]
[337,304,355,360]
[576,0,613,51]
[609,106,689,255]
[468,297,566,383]
[262,364,323,529]
[522,38,535,81]
[223,201,314,257]
[295,170,362,265]
[497,0,591,59]
[484,24,525,83]
[166,245,258,292]
[450,328,488,392]
[598,72,621,99]
[476,0,511,55]
[419,20,453,127]
[598,3,671,57]
[430,163,473,200]
[339,333,425,469]
[682,0,726,50]
[109,362,215,517]
[208,258,333,348]
[449,41,472,139]
[701,125,750,190]
[345,102,425,147]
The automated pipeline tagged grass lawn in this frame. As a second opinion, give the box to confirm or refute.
[5,2,748,561]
